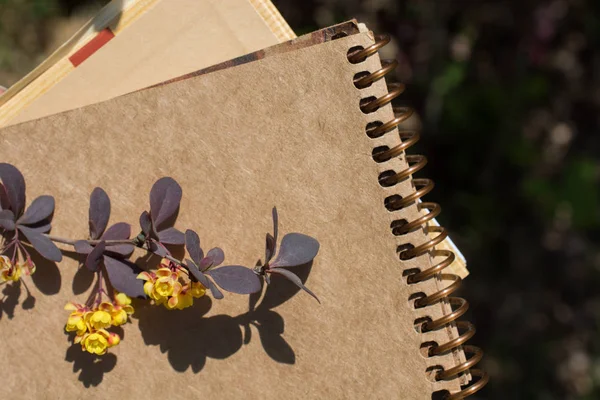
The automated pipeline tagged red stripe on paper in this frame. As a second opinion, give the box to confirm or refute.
[69,28,115,67]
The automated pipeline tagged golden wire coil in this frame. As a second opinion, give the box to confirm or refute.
[348,34,488,399]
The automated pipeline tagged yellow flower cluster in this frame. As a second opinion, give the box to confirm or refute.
[65,293,134,355]
[137,258,206,310]
[0,255,35,282]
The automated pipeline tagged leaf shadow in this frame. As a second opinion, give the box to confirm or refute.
[30,246,61,295]
[135,262,312,373]
[239,261,314,365]
[64,333,118,388]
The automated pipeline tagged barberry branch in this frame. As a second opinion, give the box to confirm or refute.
[44,234,183,268]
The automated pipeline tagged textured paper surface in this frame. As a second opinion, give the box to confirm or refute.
[2,0,285,126]
[0,33,462,398]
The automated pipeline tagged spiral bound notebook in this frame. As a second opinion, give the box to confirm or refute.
[0,22,486,399]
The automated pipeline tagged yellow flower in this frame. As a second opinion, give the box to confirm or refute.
[0,257,20,282]
[166,283,194,310]
[19,259,36,276]
[80,329,112,355]
[107,331,121,347]
[190,282,206,298]
[66,314,87,335]
[115,293,132,307]
[87,310,112,330]
[0,255,10,271]
[111,308,129,326]
[138,264,203,310]
[78,329,121,355]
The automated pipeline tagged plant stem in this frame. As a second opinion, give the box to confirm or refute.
[44,234,184,268]
[44,235,133,246]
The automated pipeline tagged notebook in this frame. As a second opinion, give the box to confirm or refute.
[0,0,293,127]
[0,22,486,398]
[0,0,469,280]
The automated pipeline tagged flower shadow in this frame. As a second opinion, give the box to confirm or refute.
[135,261,314,373]
[0,280,21,320]
[64,336,118,388]
[136,295,245,372]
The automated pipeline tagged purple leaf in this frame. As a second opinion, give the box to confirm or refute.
[272,207,279,246]
[0,210,15,231]
[86,241,105,272]
[0,163,26,216]
[18,225,62,262]
[23,221,52,233]
[157,227,184,245]
[185,259,210,287]
[89,188,110,239]
[0,183,9,210]
[200,247,225,271]
[148,240,169,257]
[149,177,182,231]
[104,243,135,258]
[270,233,320,268]
[103,256,145,298]
[207,279,224,300]
[207,265,262,294]
[18,195,54,226]
[270,268,320,303]
[74,240,94,254]
[101,222,134,255]
[139,211,152,236]
[265,233,275,263]
[102,222,131,240]
[185,230,203,266]
[248,277,264,312]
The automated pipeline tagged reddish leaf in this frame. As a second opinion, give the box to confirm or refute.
[185,230,204,266]
[270,233,320,268]
[199,247,224,271]
[0,163,26,216]
[89,188,110,239]
[18,225,62,262]
[149,177,182,231]
[207,265,262,294]
[103,256,145,298]
[270,268,320,303]
[86,241,105,272]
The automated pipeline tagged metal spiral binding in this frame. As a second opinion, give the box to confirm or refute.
[347,35,488,399]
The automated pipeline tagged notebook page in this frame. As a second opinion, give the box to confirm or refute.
[1,0,289,126]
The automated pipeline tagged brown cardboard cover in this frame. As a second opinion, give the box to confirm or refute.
[0,32,462,398]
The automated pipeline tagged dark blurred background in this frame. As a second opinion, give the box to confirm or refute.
[1,0,599,398]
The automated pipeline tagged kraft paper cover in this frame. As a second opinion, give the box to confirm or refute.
[0,32,462,398]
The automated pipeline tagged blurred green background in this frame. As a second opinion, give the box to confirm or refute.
[1,0,599,398]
